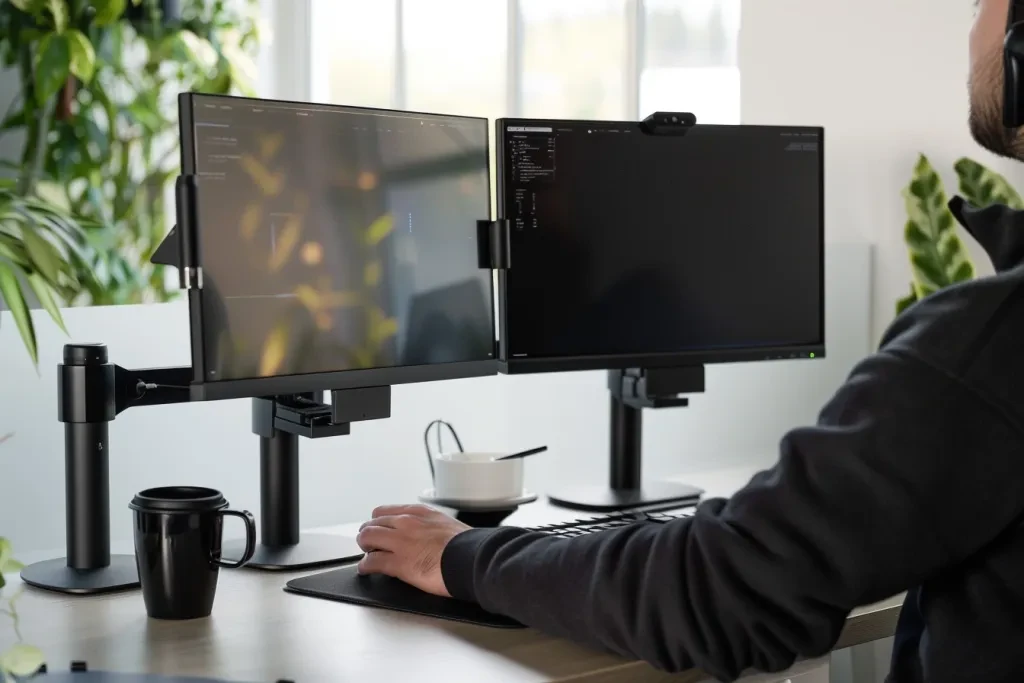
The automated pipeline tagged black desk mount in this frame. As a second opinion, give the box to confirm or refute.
[547,366,705,512]
[19,343,391,594]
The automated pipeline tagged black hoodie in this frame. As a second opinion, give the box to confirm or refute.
[440,197,1024,682]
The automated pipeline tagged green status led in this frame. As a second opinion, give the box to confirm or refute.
[809,353,816,358]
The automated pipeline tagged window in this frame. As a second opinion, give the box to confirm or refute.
[403,0,507,121]
[520,0,629,119]
[311,0,397,109]
[640,0,741,124]
[309,0,740,123]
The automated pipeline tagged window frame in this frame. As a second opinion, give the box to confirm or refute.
[294,0,735,121]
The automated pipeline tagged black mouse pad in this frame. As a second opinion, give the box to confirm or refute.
[284,565,524,629]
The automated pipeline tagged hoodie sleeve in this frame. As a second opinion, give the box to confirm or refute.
[440,349,1024,681]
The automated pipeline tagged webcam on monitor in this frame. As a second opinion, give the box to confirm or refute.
[639,111,697,136]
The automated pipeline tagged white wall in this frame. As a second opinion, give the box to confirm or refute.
[740,0,1023,342]
[0,243,870,557]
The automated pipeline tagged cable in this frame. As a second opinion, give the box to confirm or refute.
[134,380,190,400]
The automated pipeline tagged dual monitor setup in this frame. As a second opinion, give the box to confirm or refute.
[20,94,824,611]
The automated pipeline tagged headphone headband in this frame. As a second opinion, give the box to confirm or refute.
[1004,0,1024,127]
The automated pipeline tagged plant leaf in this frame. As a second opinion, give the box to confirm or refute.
[954,157,1024,209]
[901,154,975,301]
[91,0,127,25]
[0,538,13,574]
[0,108,26,132]
[0,644,46,677]
[27,272,68,334]
[896,284,918,315]
[34,33,70,106]
[19,224,61,284]
[9,0,38,12]
[47,0,67,31]
[0,262,38,366]
[66,29,96,82]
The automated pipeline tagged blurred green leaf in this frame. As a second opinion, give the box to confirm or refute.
[955,157,1024,210]
[92,0,127,25]
[20,224,61,283]
[9,0,42,13]
[896,284,918,315]
[27,271,67,333]
[46,0,67,31]
[66,29,96,82]
[34,33,70,105]
[0,538,14,574]
[0,108,26,132]
[0,261,37,365]
[0,644,45,677]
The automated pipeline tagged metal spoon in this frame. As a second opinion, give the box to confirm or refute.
[494,446,548,461]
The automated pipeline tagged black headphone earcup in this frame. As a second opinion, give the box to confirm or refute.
[1004,26,1024,128]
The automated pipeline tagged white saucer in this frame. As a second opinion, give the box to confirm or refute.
[419,489,539,511]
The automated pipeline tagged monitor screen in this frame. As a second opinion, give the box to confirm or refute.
[180,94,494,383]
[497,118,824,367]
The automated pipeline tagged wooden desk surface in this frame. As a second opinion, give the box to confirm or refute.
[2,469,903,683]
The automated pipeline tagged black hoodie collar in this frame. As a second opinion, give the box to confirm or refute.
[950,196,1024,272]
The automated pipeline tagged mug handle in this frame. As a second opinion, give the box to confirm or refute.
[214,509,257,569]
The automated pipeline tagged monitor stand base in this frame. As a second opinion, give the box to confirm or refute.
[221,532,362,571]
[547,481,703,513]
[20,555,140,595]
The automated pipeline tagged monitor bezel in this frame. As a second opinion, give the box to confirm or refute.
[177,92,499,401]
[494,116,827,375]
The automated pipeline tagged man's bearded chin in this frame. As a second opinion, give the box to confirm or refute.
[969,58,1024,160]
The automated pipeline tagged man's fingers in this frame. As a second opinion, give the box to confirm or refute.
[359,515,404,532]
[371,504,433,518]
[356,550,396,577]
[356,525,397,553]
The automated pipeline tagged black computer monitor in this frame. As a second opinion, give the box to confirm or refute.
[496,118,824,373]
[178,94,497,401]
[495,116,824,511]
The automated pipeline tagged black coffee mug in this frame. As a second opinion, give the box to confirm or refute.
[130,486,256,620]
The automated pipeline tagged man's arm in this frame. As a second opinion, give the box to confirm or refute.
[439,349,1024,681]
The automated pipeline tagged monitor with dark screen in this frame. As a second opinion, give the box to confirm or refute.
[496,118,824,370]
[178,94,495,385]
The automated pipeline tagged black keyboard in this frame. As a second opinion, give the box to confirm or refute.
[526,504,696,539]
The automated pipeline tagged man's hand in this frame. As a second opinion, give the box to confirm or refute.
[355,504,471,597]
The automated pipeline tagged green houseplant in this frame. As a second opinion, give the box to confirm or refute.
[896,156,1023,314]
[0,434,45,682]
[0,0,260,363]
[0,180,88,365]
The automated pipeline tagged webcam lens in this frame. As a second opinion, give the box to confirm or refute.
[671,116,678,123]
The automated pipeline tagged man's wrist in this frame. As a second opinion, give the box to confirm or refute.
[440,527,496,602]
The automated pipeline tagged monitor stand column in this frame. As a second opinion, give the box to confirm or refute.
[547,367,705,513]
[221,398,364,570]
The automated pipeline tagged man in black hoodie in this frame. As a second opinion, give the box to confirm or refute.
[355,1,1024,680]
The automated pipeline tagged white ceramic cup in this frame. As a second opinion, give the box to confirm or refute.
[432,452,524,502]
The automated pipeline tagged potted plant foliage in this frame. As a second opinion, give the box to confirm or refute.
[0,434,45,681]
[897,156,1023,314]
[0,0,260,358]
